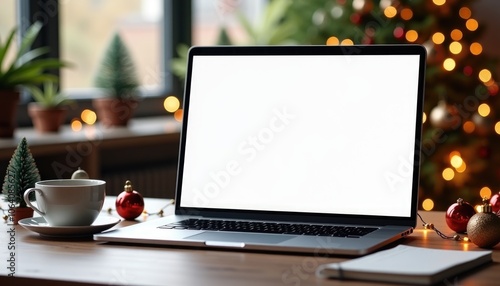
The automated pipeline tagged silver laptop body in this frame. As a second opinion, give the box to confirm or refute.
[95,44,426,256]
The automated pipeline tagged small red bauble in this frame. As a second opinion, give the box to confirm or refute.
[116,180,144,220]
[490,192,500,214]
[445,198,476,233]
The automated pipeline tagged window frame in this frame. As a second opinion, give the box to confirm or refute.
[15,0,192,127]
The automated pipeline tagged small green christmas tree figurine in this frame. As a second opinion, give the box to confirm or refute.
[94,33,140,100]
[2,137,41,208]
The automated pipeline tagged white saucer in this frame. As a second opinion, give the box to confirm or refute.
[19,216,121,237]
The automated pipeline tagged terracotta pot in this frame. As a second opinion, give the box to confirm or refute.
[28,103,68,133]
[13,207,34,225]
[0,90,20,138]
[92,98,138,127]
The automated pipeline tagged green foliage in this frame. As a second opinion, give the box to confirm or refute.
[94,33,140,99]
[0,21,67,89]
[26,81,73,108]
[2,137,41,207]
[235,0,296,45]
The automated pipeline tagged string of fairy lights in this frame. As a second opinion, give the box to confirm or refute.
[326,0,498,211]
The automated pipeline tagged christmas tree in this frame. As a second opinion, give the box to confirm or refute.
[281,0,498,210]
[94,33,139,100]
[2,137,41,207]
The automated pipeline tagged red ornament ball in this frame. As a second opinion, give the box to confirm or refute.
[490,192,500,214]
[445,198,476,233]
[116,180,145,220]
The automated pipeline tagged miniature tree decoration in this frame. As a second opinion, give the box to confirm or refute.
[2,137,41,208]
[94,33,140,100]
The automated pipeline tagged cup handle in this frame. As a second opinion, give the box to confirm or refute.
[23,188,46,216]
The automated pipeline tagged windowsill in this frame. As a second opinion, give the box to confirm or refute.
[0,116,182,187]
[0,115,182,151]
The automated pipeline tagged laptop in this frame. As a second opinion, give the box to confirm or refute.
[95,44,426,256]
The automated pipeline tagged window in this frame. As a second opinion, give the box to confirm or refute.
[59,0,165,95]
[0,0,17,71]
[13,0,191,126]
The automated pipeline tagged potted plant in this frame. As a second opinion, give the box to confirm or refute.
[93,33,140,127]
[0,21,67,137]
[2,137,41,224]
[27,81,74,133]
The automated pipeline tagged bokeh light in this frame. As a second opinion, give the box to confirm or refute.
[341,39,354,45]
[433,0,446,6]
[81,109,97,125]
[466,18,479,31]
[400,8,413,20]
[432,32,445,44]
[480,186,492,199]
[384,6,397,18]
[495,121,500,134]
[422,199,434,211]
[174,109,183,122]
[164,96,180,113]
[442,168,455,181]
[326,36,340,45]
[478,69,492,83]
[470,42,483,55]
[478,103,491,117]
[405,30,418,42]
[71,118,83,132]
[443,58,456,71]
[463,121,475,133]
[450,29,463,41]
[449,41,462,54]
[459,7,472,19]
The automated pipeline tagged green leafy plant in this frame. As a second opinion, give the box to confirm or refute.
[26,81,73,108]
[2,137,41,207]
[0,21,67,89]
[94,33,140,100]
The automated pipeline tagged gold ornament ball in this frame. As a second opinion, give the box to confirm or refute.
[466,212,500,248]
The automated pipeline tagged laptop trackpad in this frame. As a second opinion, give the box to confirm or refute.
[186,232,294,245]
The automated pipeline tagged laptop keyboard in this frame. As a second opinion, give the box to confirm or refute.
[159,219,378,238]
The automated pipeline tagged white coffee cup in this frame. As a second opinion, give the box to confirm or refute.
[24,179,106,226]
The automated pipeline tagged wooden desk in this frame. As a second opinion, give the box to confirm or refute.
[1,197,499,286]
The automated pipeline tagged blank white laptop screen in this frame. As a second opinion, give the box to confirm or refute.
[180,53,421,218]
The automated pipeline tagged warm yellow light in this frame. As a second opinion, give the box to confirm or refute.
[71,119,83,132]
[432,32,445,45]
[422,199,434,211]
[326,36,340,45]
[478,103,491,117]
[400,8,413,20]
[480,186,492,199]
[459,7,472,19]
[449,42,462,54]
[466,18,479,31]
[433,0,446,6]
[81,109,97,125]
[450,155,463,169]
[450,29,463,41]
[456,162,467,173]
[470,42,483,55]
[449,151,461,159]
[164,96,180,113]
[478,69,492,83]
[174,109,183,122]
[495,122,500,134]
[341,39,354,45]
[463,121,475,133]
[422,112,427,124]
[405,30,418,42]
[443,58,456,71]
[384,6,398,18]
[442,168,455,181]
